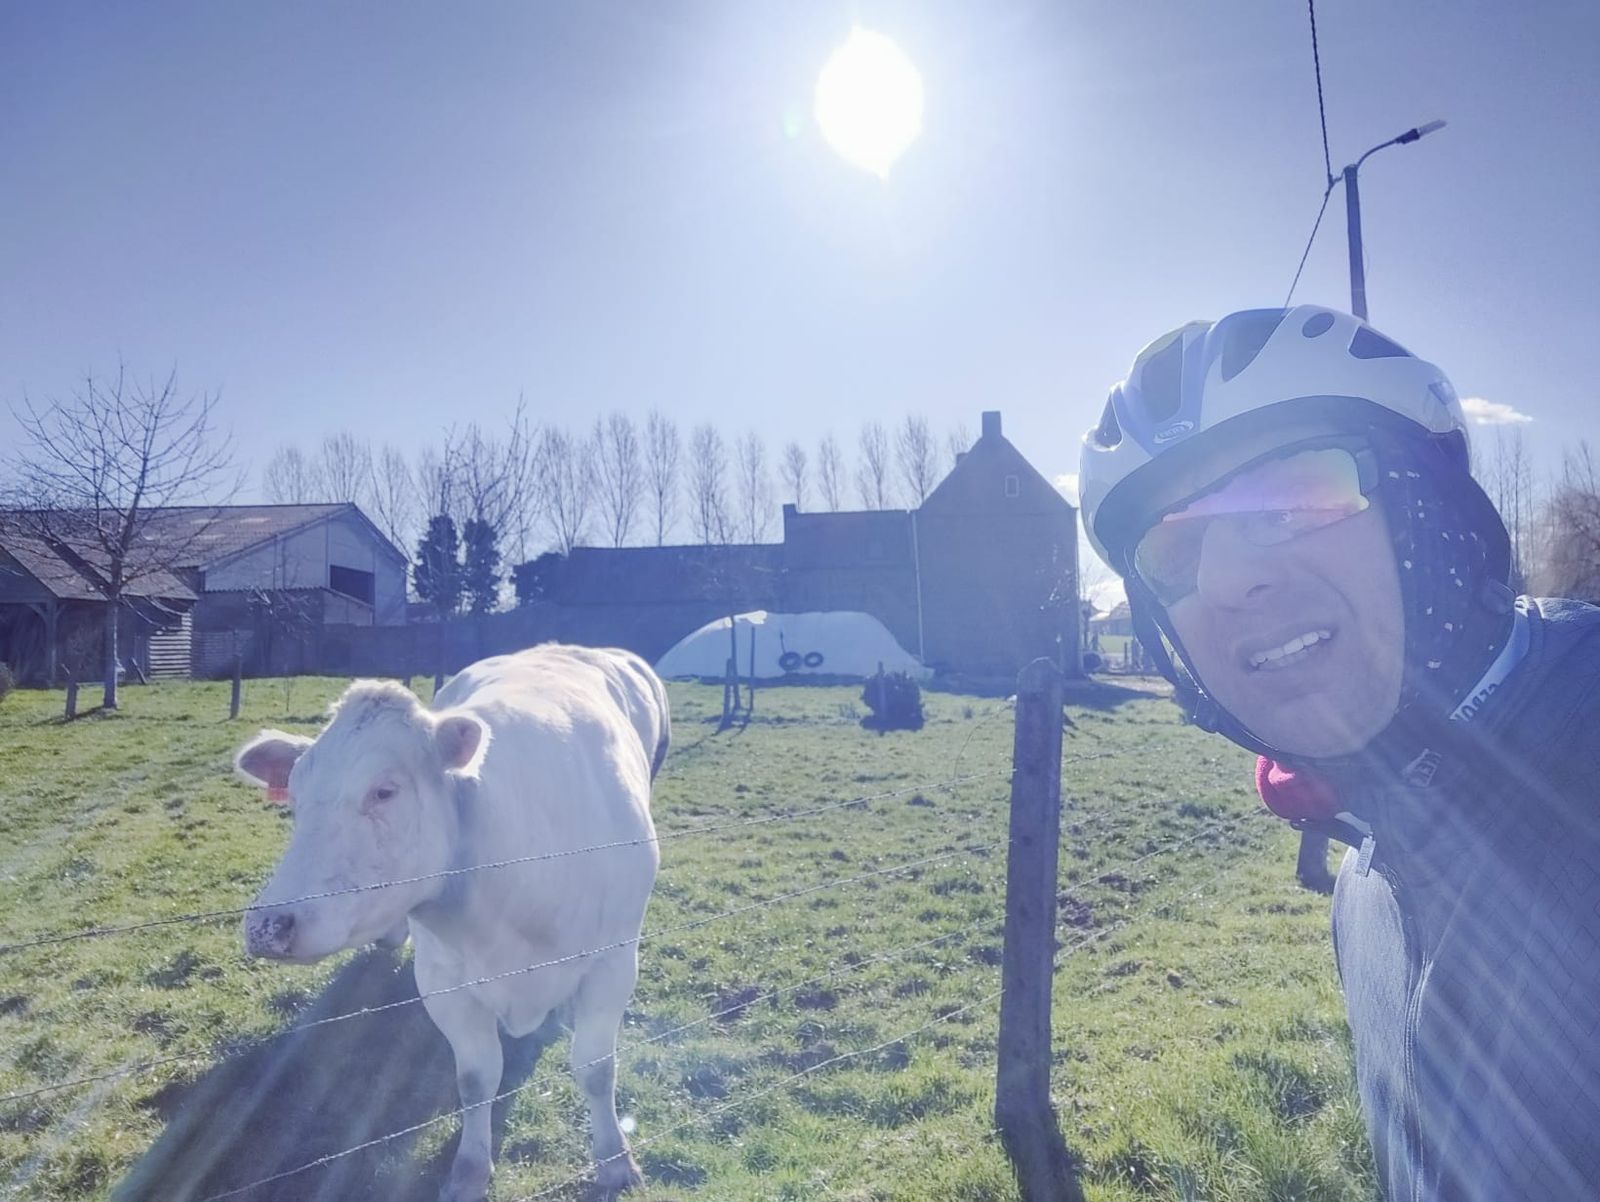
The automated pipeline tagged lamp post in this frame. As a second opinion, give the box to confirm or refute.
[1342,119,1447,320]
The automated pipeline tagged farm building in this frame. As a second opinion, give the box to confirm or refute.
[0,503,407,684]
[503,411,1080,681]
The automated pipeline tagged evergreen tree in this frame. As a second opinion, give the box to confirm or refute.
[414,514,462,618]
[461,517,501,614]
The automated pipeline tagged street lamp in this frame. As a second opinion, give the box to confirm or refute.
[1342,119,1447,320]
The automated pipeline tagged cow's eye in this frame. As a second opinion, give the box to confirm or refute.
[372,784,398,803]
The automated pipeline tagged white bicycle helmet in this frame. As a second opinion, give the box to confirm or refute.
[1081,305,1467,573]
[1079,305,1513,764]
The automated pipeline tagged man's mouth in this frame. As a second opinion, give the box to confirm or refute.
[1247,628,1333,671]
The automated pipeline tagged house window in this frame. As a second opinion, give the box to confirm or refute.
[329,564,375,605]
[1004,474,1020,498]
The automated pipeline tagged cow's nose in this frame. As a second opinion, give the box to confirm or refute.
[245,909,297,958]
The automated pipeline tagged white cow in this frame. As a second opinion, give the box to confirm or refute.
[234,644,668,1201]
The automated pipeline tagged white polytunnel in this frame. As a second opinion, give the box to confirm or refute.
[654,610,930,681]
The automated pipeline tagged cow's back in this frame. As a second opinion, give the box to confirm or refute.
[423,646,660,999]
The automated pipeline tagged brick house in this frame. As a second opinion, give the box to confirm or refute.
[504,411,1079,680]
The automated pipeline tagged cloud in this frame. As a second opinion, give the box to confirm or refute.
[1053,473,1079,505]
[1460,397,1533,426]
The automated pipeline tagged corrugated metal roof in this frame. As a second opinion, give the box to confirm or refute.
[133,504,354,567]
[0,503,403,604]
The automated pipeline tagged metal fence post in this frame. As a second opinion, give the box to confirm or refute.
[996,658,1080,1202]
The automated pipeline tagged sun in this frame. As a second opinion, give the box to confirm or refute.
[814,28,924,179]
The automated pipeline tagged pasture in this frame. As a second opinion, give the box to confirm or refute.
[0,675,1377,1201]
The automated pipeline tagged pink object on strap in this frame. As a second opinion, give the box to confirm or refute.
[1255,756,1341,821]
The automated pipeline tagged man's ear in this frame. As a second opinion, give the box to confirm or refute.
[434,711,490,774]
[235,731,314,803]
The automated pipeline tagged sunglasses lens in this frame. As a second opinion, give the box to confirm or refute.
[1134,448,1370,603]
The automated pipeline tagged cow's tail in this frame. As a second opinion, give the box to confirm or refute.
[649,667,671,781]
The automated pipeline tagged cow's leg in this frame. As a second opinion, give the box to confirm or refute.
[1296,831,1335,895]
[571,951,643,1193]
[426,991,504,1202]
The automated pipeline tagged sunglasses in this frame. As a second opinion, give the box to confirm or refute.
[1133,444,1379,607]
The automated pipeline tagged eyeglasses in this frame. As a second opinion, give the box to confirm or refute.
[1133,445,1377,607]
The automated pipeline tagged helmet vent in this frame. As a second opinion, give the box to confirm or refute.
[1094,397,1123,448]
[1350,327,1410,360]
[1138,336,1185,423]
[1218,310,1288,382]
[1301,311,1335,338]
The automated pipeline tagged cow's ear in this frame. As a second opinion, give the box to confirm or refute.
[235,731,313,803]
[435,712,490,775]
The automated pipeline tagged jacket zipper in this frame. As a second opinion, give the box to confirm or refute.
[1384,855,1431,1202]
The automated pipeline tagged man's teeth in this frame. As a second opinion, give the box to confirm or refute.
[1249,629,1332,670]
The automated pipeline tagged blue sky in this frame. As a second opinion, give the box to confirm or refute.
[3,1,1596,569]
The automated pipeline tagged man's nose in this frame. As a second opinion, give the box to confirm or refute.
[1192,518,1286,608]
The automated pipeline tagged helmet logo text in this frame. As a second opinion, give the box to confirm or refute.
[1153,421,1194,444]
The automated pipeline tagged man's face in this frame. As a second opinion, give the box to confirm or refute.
[1142,423,1406,758]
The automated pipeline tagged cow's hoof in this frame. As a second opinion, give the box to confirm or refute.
[438,1155,491,1202]
[592,1151,644,1194]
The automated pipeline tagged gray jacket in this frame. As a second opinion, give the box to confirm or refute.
[1332,598,1600,1200]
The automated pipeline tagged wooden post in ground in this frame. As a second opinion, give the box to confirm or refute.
[64,669,78,721]
[995,657,1080,1202]
[229,654,243,720]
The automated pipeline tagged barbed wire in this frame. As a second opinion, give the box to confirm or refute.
[2,797,1263,1108]
[3,836,1008,1108]
[0,769,1014,957]
[191,914,1010,1201]
[180,805,1270,1200]
[512,809,1271,1202]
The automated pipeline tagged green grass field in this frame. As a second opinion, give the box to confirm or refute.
[0,676,1376,1202]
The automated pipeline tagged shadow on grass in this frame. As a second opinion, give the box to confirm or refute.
[113,949,561,1202]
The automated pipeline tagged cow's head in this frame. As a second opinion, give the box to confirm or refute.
[235,680,489,963]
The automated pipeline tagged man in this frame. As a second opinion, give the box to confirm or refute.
[1078,305,1600,1201]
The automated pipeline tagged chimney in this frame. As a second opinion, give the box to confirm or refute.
[981,411,1001,440]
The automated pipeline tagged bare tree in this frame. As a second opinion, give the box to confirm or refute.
[735,431,774,542]
[594,413,644,548]
[688,424,732,545]
[817,433,844,512]
[946,423,974,472]
[262,445,326,504]
[780,441,809,511]
[320,430,374,507]
[369,445,416,554]
[896,415,938,506]
[1535,442,1600,598]
[5,366,236,709]
[1474,426,1535,588]
[453,399,538,562]
[856,421,892,510]
[644,411,681,546]
[535,426,594,555]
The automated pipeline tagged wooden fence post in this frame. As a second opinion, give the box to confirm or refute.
[64,670,78,721]
[996,658,1081,1202]
[229,654,243,720]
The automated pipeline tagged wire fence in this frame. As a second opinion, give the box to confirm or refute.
[184,806,1268,1202]
[0,770,1015,957]
[0,693,1283,1202]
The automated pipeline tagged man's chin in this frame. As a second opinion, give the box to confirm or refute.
[1234,696,1393,759]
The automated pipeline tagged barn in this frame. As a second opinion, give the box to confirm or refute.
[0,504,407,684]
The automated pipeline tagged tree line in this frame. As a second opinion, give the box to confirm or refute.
[259,412,976,616]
